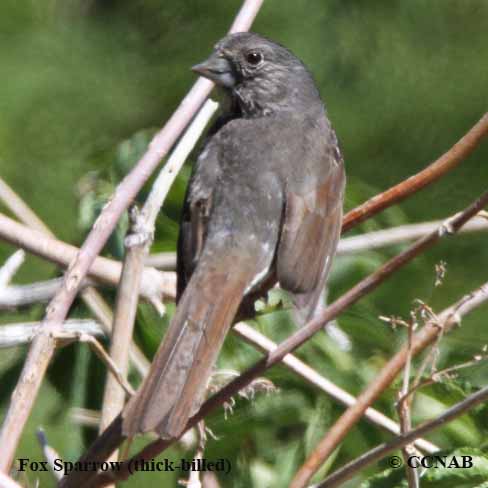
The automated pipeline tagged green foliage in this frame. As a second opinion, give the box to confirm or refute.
[1,1,488,487]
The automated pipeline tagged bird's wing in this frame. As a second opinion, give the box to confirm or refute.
[276,151,345,324]
[176,140,221,300]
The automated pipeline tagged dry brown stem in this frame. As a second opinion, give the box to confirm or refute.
[342,112,488,231]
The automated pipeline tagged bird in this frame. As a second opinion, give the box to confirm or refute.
[122,32,345,440]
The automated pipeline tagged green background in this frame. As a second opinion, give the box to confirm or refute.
[1,1,488,486]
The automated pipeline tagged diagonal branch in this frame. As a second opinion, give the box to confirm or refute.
[66,189,488,488]
[0,0,264,473]
[342,112,488,232]
[0,213,176,301]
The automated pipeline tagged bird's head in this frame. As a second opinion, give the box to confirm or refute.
[192,32,321,117]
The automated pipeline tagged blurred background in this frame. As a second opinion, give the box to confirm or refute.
[1,1,488,486]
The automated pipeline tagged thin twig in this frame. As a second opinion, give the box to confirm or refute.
[396,316,419,488]
[0,177,53,234]
[314,383,488,488]
[338,215,488,254]
[290,279,488,488]
[411,327,444,391]
[0,319,104,348]
[398,349,488,407]
[68,189,488,488]
[0,0,264,472]
[136,99,219,237]
[342,112,488,232]
[65,333,135,397]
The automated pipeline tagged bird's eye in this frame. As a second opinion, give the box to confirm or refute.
[245,51,263,66]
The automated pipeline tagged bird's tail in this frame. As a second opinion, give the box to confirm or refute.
[122,254,256,439]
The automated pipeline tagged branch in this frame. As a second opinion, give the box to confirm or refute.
[400,351,488,406]
[342,112,488,232]
[0,0,264,473]
[98,212,149,441]
[0,177,53,234]
[0,213,176,301]
[338,215,488,254]
[0,319,104,348]
[315,382,488,488]
[291,281,488,487]
[71,189,488,488]
[0,277,90,309]
[144,252,176,270]
[396,316,419,488]
[68,333,135,397]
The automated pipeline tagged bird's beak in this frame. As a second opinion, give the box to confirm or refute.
[191,54,236,88]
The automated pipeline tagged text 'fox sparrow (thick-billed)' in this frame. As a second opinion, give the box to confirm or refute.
[122,32,345,439]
